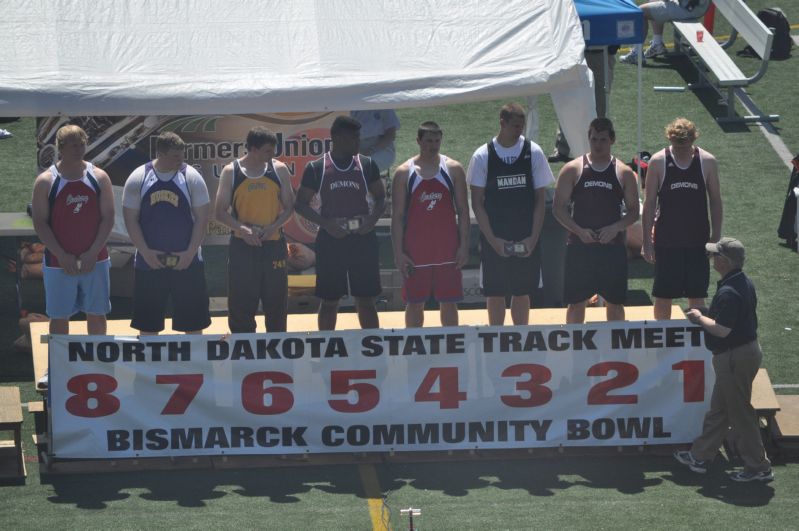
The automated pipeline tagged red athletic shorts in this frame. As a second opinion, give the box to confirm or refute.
[402,263,463,304]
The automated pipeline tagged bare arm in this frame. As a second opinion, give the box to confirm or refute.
[294,185,347,239]
[261,162,296,241]
[685,309,731,338]
[470,186,508,257]
[704,154,723,243]
[79,168,115,273]
[390,165,413,278]
[449,161,471,268]
[31,171,79,275]
[641,152,664,263]
[521,186,547,256]
[358,173,387,235]
[596,163,640,244]
[552,160,596,244]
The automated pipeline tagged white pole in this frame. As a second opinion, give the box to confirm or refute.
[637,44,642,162]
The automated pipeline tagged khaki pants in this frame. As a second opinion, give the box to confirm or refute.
[691,341,771,473]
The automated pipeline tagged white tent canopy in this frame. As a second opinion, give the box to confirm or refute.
[1,0,595,153]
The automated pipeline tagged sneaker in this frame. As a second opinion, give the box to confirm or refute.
[643,42,667,59]
[674,450,708,473]
[0,128,13,139]
[36,369,49,391]
[618,49,643,65]
[728,469,774,482]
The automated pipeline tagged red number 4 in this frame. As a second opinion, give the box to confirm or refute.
[415,367,466,409]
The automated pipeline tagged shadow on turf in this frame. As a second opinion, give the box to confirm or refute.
[44,464,402,509]
[374,454,775,506]
[41,454,776,509]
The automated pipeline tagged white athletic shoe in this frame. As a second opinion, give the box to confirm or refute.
[36,369,49,391]
[0,128,13,139]
[644,42,667,59]
[619,49,643,65]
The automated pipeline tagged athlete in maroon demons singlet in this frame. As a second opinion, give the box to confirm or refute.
[567,155,625,246]
[642,118,722,320]
[295,115,387,331]
[553,117,640,324]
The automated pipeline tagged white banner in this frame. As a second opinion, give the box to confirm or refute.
[48,322,713,459]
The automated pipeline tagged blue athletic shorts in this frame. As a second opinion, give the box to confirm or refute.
[43,259,111,318]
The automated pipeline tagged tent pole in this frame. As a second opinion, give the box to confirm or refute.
[603,46,610,115]
[637,44,642,163]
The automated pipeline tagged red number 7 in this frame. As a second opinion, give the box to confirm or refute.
[156,374,204,415]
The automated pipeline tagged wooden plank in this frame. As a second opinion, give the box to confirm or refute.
[773,395,799,439]
[751,368,780,414]
[40,456,213,476]
[0,387,23,424]
[673,21,747,84]
[27,401,44,413]
[0,212,35,237]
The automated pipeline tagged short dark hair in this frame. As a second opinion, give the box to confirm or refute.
[330,115,362,137]
[588,117,616,141]
[499,102,526,122]
[155,131,185,155]
[417,121,442,139]
[246,126,278,150]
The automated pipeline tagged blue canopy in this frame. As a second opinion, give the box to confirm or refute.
[573,0,644,46]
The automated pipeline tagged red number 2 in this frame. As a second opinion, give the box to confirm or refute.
[587,362,639,404]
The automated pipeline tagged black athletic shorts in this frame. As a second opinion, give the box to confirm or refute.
[652,245,709,299]
[315,230,381,300]
[563,244,627,305]
[131,261,211,333]
[228,237,288,333]
[479,235,541,297]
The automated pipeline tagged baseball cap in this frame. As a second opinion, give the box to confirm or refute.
[706,237,745,264]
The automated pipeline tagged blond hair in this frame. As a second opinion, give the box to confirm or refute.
[665,118,699,144]
[55,124,88,149]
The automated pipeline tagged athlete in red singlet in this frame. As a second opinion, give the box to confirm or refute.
[391,121,470,327]
[31,124,115,336]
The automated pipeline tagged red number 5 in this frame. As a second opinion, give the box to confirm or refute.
[328,370,379,412]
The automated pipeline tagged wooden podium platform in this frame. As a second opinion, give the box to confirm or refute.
[30,305,704,474]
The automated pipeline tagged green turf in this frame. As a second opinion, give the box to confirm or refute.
[1,1,799,527]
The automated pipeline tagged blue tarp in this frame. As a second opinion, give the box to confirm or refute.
[574,0,644,46]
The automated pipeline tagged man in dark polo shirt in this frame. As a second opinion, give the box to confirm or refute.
[675,237,773,482]
[295,115,386,330]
